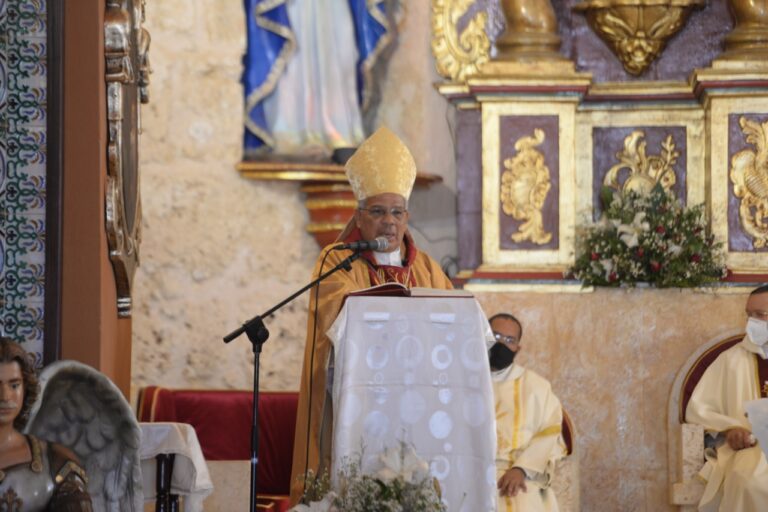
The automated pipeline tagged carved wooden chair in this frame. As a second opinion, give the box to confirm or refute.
[667,331,744,510]
[552,408,580,512]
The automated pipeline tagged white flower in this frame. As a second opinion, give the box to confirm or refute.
[376,444,430,483]
[667,244,683,256]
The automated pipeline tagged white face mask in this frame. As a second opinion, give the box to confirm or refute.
[746,318,768,346]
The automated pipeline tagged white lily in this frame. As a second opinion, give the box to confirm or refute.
[376,444,430,483]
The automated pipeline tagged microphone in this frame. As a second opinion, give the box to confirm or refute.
[333,236,389,252]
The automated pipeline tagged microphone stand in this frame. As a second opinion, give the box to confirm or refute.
[222,249,361,512]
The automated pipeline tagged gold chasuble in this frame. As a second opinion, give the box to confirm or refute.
[685,338,768,512]
[289,227,452,503]
[493,364,566,512]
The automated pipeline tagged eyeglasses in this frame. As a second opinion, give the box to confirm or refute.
[493,332,519,345]
[358,207,407,222]
[747,310,768,321]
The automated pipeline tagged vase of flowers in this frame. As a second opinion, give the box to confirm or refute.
[569,185,726,287]
[292,443,446,512]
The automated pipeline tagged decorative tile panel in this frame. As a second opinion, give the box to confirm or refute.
[0,0,47,365]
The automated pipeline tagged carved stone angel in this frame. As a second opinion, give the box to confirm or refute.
[0,337,95,511]
[21,350,143,511]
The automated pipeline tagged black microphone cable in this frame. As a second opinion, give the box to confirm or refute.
[302,246,334,497]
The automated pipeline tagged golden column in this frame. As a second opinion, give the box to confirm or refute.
[721,0,768,60]
[494,0,567,62]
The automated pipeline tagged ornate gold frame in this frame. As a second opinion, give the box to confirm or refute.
[481,100,578,271]
[574,108,706,226]
[708,95,768,273]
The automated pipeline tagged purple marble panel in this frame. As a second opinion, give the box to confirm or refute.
[498,115,560,251]
[727,113,768,252]
[592,126,688,220]
[456,109,483,270]
[557,0,730,82]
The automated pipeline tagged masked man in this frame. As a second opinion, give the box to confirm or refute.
[0,337,93,511]
[289,127,453,503]
[686,284,768,512]
[489,313,566,512]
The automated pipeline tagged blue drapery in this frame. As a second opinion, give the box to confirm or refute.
[242,0,294,152]
[242,0,392,154]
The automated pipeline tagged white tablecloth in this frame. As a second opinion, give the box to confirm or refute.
[328,295,497,512]
[139,422,214,512]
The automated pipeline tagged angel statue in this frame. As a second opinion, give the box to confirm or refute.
[0,336,143,511]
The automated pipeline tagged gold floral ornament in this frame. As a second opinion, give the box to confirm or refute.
[431,0,490,81]
[730,116,768,249]
[603,130,678,197]
[500,129,553,245]
[573,0,704,76]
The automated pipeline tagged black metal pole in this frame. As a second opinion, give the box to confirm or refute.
[223,251,360,512]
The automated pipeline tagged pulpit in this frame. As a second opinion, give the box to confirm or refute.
[327,292,497,511]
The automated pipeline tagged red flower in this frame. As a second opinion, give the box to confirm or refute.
[635,248,644,258]
[609,272,618,282]
[691,254,701,263]
[650,260,662,272]
[590,252,600,261]
[655,225,666,234]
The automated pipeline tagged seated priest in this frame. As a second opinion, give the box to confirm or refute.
[686,284,768,512]
[0,337,93,511]
[489,313,567,512]
[289,126,453,504]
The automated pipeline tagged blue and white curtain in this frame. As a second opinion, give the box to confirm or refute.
[242,0,395,157]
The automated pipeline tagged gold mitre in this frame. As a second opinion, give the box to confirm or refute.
[345,126,417,201]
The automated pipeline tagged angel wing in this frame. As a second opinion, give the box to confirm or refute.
[24,360,143,512]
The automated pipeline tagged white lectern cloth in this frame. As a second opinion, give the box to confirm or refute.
[328,296,497,512]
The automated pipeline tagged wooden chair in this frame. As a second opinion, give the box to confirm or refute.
[552,408,580,512]
[667,331,744,510]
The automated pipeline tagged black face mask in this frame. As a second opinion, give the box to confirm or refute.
[489,342,516,370]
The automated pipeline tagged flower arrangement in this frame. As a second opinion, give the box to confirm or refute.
[292,443,445,512]
[569,185,726,287]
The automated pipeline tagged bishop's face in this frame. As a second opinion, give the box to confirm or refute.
[0,361,23,428]
[354,193,410,253]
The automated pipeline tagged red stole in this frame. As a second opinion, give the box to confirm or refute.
[757,353,768,398]
[342,227,418,287]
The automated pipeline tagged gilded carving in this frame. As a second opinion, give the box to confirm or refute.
[495,0,563,62]
[720,0,768,60]
[105,0,150,317]
[500,129,553,245]
[730,116,768,249]
[573,0,703,75]
[431,0,490,81]
[603,130,678,196]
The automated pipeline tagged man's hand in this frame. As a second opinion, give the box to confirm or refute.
[497,467,527,497]
[725,427,756,450]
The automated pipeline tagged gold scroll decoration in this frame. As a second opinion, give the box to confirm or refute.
[573,0,704,76]
[500,129,553,245]
[603,130,678,196]
[431,0,490,81]
[730,116,768,249]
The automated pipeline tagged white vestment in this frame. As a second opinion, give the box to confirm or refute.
[685,338,768,512]
[493,364,566,512]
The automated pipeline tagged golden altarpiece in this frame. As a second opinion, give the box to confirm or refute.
[432,0,768,285]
